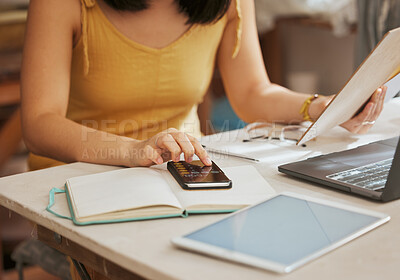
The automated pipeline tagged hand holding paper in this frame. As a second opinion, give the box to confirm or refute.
[339,86,386,134]
[298,27,400,145]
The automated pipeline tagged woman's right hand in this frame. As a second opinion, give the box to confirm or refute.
[128,128,212,167]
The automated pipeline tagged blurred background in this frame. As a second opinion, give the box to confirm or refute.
[0,0,31,277]
[0,0,399,279]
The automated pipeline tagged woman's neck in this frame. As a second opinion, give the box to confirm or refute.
[96,0,191,49]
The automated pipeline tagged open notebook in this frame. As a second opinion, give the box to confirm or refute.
[47,165,275,225]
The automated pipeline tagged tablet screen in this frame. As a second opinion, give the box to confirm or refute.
[181,194,387,271]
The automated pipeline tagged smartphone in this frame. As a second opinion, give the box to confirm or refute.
[167,160,232,190]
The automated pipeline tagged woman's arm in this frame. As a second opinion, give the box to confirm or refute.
[21,0,210,167]
[217,0,385,130]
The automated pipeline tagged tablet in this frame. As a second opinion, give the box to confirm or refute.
[172,192,390,273]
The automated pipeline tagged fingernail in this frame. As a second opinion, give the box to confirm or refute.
[187,156,193,162]
[205,157,212,165]
[156,158,163,165]
[175,156,180,162]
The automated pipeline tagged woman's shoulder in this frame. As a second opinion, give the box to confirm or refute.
[226,0,251,22]
[28,0,81,43]
[28,0,81,18]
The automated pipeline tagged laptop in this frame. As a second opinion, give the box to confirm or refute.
[278,136,400,202]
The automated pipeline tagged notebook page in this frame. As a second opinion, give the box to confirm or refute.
[201,129,313,163]
[67,167,182,219]
[162,165,276,211]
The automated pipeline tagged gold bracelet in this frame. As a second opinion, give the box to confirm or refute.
[299,94,319,122]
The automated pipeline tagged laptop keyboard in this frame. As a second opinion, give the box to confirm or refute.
[326,159,393,191]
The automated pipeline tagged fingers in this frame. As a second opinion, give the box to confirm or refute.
[358,86,386,133]
[349,101,375,132]
[370,86,386,121]
[154,129,212,166]
[340,86,386,134]
[157,132,185,161]
[174,131,195,162]
[143,144,163,165]
[186,134,212,166]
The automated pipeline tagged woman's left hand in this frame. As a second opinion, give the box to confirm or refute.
[340,86,386,134]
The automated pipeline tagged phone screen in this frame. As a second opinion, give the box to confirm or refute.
[168,160,232,189]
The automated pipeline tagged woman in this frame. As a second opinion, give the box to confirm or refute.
[21,1,386,278]
[21,0,385,170]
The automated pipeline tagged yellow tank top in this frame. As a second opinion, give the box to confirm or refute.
[28,0,242,170]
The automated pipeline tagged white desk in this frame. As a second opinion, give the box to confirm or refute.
[0,99,399,280]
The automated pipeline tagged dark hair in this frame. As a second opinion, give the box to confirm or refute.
[103,0,232,24]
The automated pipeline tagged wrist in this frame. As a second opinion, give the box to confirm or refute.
[119,137,142,167]
[299,94,319,122]
[308,95,333,121]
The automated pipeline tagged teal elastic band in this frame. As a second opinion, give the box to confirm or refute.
[46,187,72,220]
